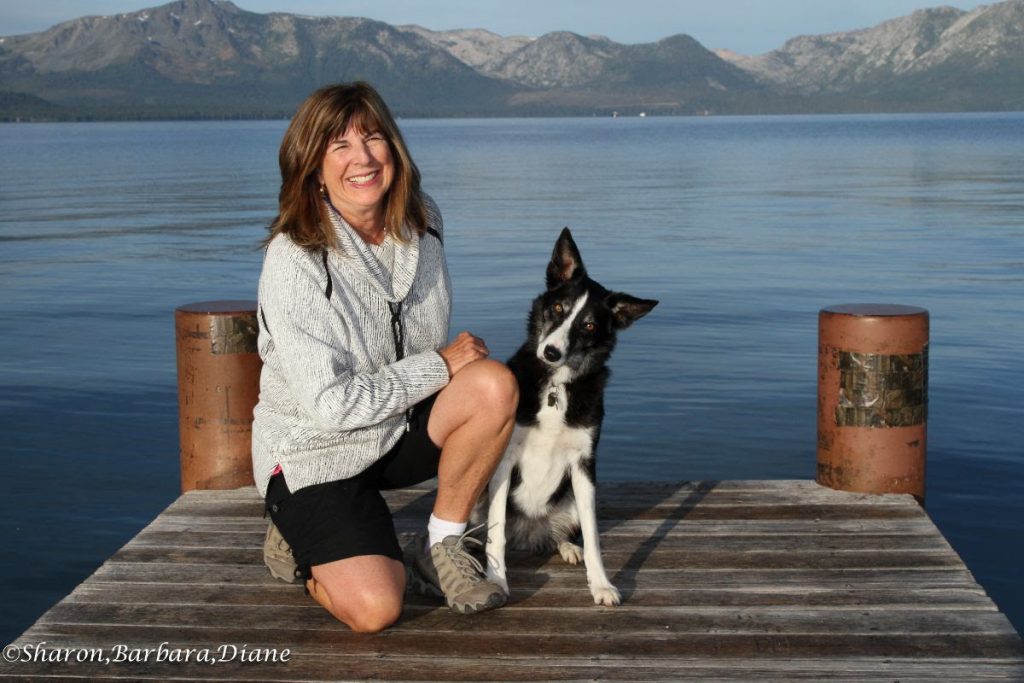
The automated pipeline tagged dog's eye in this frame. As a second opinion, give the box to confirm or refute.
[553,303,564,315]
[583,322,596,333]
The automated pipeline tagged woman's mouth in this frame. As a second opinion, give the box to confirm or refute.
[347,171,379,187]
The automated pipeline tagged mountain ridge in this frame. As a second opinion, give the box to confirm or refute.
[2,0,1022,120]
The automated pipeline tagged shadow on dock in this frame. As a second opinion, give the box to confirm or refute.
[609,480,716,602]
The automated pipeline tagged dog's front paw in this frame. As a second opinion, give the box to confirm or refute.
[590,583,621,606]
[486,568,510,596]
[558,541,583,565]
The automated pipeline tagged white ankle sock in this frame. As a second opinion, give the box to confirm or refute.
[427,513,467,549]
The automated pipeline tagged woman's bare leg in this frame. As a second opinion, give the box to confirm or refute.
[427,358,518,522]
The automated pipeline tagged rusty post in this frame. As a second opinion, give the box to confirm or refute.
[817,304,929,503]
[175,301,261,493]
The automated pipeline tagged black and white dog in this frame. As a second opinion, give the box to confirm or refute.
[483,228,658,606]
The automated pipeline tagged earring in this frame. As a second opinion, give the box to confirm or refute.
[318,183,327,197]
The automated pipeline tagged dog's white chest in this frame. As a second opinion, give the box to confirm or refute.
[506,385,594,518]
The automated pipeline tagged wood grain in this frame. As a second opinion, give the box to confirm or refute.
[3,481,1021,681]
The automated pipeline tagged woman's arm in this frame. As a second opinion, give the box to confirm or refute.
[258,244,450,433]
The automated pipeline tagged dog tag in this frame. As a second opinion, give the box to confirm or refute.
[547,391,558,407]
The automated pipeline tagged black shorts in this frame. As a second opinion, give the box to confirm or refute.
[265,394,441,580]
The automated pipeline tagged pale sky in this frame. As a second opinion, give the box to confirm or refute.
[0,0,993,55]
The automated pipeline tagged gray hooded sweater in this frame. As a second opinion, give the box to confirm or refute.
[251,197,452,497]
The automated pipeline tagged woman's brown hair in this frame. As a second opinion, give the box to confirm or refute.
[266,82,426,250]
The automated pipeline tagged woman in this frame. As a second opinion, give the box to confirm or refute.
[253,82,517,633]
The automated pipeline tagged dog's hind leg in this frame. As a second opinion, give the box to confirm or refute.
[570,465,621,606]
[558,541,584,565]
[549,505,583,565]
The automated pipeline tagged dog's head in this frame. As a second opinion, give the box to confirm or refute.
[527,227,658,379]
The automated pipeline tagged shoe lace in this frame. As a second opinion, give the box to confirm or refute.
[443,523,488,582]
[268,525,292,555]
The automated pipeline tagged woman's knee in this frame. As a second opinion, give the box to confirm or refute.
[345,588,404,633]
[463,359,518,416]
[321,581,404,633]
[309,560,406,633]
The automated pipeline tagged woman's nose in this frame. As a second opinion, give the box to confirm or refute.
[352,141,373,163]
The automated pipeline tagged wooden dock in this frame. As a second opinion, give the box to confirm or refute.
[3,480,1022,681]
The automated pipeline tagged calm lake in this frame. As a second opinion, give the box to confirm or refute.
[1,113,1021,642]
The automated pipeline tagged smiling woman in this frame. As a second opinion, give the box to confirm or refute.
[252,81,517,632]
[266,82,428,252]
[320,126,394,241]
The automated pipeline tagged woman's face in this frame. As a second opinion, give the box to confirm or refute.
[319,123,394,222]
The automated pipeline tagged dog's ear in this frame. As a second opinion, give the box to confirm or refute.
[546,227,587,290]
[606,293,658,329]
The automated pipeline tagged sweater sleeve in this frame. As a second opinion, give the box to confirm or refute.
[258,244,450,433]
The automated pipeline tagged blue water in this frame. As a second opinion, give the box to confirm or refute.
[1,114,1022,643]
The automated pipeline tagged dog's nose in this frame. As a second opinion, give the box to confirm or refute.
[543,345,562,362]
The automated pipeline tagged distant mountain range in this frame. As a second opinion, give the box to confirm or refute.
[1,0,1022,120]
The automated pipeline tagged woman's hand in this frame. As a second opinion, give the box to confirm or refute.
[439,331,490,377]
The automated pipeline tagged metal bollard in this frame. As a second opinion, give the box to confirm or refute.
[175,301,261,493]
[817,304,929,503]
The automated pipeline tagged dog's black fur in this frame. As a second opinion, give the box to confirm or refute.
[484,228,657,605]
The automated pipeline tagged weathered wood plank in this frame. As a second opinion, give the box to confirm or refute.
[164,482,925,522]
[159,499,928,522]
[4,648,1024,682]
[61,582,999,610]
[174,484,919,508]
[128,527,954,552]
[2,481,1019,682]
[14,621,1024,660]
[149,516,944,536]
[85,561,983,590]
[106,543,967,571]
[187,479,921,498]
[32,601,1020,638]
[4,647,1024,682]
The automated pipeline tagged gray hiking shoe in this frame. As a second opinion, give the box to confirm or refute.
[263,521,299,584]
[407,526,507,614]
